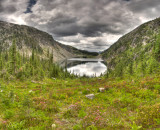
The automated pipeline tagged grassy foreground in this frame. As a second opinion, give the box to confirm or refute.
[0,75,160,129]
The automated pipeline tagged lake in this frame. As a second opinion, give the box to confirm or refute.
[62,58,107,77]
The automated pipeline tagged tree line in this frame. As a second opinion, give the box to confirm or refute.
[0,40,74,80]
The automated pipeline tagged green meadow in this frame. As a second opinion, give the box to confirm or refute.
[0,75,159,129]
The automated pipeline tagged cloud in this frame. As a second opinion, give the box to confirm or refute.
[0,0,17,14]
[0,0,28,25]
[0,0,160,52]
[0,0,28,15]
[27,0,137,36]
[25,0,37,13]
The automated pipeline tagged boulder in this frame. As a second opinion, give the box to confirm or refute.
[85,94,95,100]
[99,88,105,92]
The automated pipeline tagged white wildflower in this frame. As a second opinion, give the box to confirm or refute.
[29,90,33,93]
[51,124,56,128]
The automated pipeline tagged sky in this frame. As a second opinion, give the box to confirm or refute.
[0,0,160,52]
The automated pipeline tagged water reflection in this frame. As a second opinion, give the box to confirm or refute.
[64,58,107,77]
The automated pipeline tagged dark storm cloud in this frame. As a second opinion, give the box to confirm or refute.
[25,0,37,13]
[24,0,138,37]
[92,39,110,47]
[0,0,160,51]
[47,16,79,36]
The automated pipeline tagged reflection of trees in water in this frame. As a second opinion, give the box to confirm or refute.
[67,61,98,68]
[59,59,107,68]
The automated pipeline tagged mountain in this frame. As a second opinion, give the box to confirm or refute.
[0,21,97,62]
[102,17,160,76]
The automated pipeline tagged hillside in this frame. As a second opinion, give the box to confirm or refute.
[0,21,96,62]
[102,17,160,76]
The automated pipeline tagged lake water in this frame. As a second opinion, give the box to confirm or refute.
[65,58,107,77]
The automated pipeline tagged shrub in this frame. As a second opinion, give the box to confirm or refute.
[4,110,14,119]
[136,103,160,128]
[7,120,25,129]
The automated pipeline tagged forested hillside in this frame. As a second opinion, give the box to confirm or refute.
[102,18,160,77]
[0,21,97,80]
[0,39,75,80]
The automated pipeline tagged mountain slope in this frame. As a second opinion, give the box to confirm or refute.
[0,21,96,62]
[102,17,160,76]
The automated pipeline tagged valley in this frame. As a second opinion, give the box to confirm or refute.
[0,18,160,129]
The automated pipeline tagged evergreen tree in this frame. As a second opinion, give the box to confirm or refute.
[154,42,160,61]
[47,48,50,58]
[141,61,146,75]
[128,61,133,75]
[116,62,124,78]
[10,39,17,74]
[0,53,2,71]
[31,49,35,64]
[49,49,53,69]
[4,51,8,61]
[50,50,53,64]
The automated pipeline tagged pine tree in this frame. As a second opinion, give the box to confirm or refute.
[10,39,17,74]
[50,49,53,64]
[116,62,124,77]
[0,53,3,71]
[47,48,50,58]
[22,52,25,64]
[4,51,8,61]
[154,36,160,61]
[49,49,53,69]
[155,43,160,61]
[128,61,133,75]
[31,49,35,64]
[141,61,146,75]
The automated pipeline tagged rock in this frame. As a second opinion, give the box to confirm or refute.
[99,88,105,92]
[85,94,95,100]
[31,80,37,83]
[79,92,82,94]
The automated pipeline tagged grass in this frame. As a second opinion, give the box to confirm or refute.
[0,75,160,129]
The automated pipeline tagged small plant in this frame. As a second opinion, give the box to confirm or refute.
[86,125,97,130]
[4,110,14,119]
[63,109,75,118]
[130,121,142,130]
[7,120,25,129]
[22,96,31,107]
[82,106,106,128]
[78,109,86,118]
[136,103,160,127]
[2,99,11,107]
[82,89,90,95]
[63,103,82,118]
[73,124,82,130]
